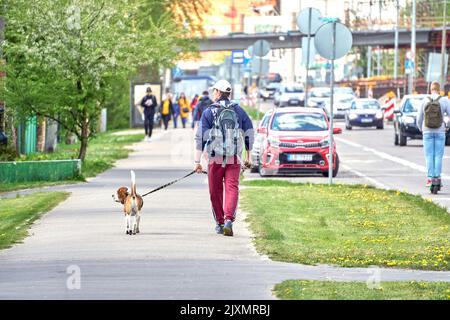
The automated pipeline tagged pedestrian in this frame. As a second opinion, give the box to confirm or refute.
[192,90,212,130]
[190,94,199,129]
[194,80,254,237]
[172,94,180,129]
[178,92,190,129]
[160,93,173,130]
[140,87,158,141]
[417,81,450,187]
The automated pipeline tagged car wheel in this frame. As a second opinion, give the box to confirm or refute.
[399,131,407,146]
[376,124,384,130]
[322,154,339,178]
[250,165,259,173]
[259,161,268,177]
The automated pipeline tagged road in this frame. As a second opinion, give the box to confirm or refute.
[0,125,449,300]
[248,101,450,210]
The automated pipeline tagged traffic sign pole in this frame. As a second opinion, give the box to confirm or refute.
[328,22,336,185]
[305,8,312,108]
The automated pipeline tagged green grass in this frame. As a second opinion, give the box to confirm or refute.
[273,280,450,300]
[0,192,70,249]
[241,180,450,270]
[241,105,264,121]
[0,130,144,193]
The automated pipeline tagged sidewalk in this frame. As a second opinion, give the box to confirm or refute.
[0,128,449,299]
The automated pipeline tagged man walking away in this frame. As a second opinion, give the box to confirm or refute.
[160,93,173,130]
[417,81,450,188]
[141,87,158,141]
[192,91,212,130]
[194,80,254,236]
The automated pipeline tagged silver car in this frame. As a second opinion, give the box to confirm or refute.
[273,83,305,107]
[250,109,274,173]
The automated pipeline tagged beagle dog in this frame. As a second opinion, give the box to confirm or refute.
[112,170,144,235]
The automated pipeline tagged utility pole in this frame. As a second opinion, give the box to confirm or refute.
[367,1,373,78]
[409,0,416,94]
[377,0,382,76]
[441,0,448,91]
[394,0,399,97]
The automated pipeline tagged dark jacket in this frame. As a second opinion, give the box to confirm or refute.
[195,97,254,152]
[141,94,158,113]
[193,95,212,121]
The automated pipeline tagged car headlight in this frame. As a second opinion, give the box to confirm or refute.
[375,111,383,119]
[319,138,330,148]
[349,114,358,120]
[308,101,318,107]
[268,138,280,148]
[403,116,415,124]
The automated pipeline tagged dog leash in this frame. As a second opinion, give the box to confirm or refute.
[141,164,250,198]
[141,170,207,197]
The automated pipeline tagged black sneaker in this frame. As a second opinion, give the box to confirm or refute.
[215,224,224,234]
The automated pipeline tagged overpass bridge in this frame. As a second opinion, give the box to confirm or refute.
[198,28,447,52]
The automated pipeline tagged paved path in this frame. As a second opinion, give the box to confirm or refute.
[0,128,449,299]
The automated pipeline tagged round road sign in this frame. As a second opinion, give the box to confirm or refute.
[296,7,323,35]
[314,22,353,60]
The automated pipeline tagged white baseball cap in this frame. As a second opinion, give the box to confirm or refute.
[211,79,232,93]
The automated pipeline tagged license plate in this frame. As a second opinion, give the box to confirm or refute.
[289,99,300,105]
[288,154,313,161]
[361,118,372,123]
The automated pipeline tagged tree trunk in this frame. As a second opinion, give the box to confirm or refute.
[77,111,89,161]
[36,117,46,152]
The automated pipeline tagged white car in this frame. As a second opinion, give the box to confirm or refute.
[273,83,305,107]
[250,109,274,173]
[324,93,355,119]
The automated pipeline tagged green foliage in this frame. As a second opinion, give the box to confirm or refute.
[0,145,18,161]
[1,0,205,159]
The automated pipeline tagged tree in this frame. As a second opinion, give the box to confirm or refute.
[1,0,206,160]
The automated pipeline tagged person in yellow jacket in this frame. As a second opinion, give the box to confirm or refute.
[160,94,173,130]
[178,92,190,128]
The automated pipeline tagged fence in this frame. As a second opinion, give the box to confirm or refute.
[0,159,81,183]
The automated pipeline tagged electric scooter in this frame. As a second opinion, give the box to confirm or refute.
[430,177,442,194]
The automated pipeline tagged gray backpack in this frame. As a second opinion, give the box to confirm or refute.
[424,96,443,129]
[207,102,243,166]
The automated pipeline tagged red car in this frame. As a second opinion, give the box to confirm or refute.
[257,107,342,177]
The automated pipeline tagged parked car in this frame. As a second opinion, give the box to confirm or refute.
[345,98,384,130]
[250,109,274,173]
[259,82,281,101]
[258,107,342,177]
[393,94,450,146]
[273,83,305,107]
[324,93,355,119]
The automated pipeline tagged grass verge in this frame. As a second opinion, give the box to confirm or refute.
[241,105,264,121]
[273,280,450,300]
[0,192,70,249]
[241,180,450,270]
[0,130,144,193]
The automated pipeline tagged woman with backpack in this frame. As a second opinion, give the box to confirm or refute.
[417,81,450,188]
[193,80,254,237]
[178,93,190,129]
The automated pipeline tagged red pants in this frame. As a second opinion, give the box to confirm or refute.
[208,156,241,225]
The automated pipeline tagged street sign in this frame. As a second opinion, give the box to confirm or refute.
[296,8,323,35]
[405,60,414,70]
[426,52,448,82]
[313,21,352,185]
[250,40,271,57]
[406,50,415,60]
[314,22,353,60]
[231,50,245,64]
